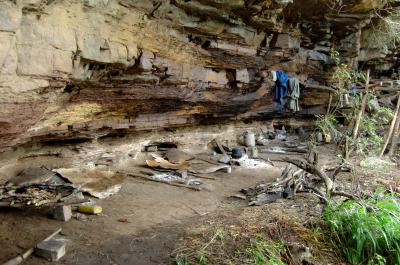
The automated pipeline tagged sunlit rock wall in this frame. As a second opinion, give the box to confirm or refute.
[0,0,390,151]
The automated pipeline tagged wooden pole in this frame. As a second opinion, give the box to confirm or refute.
[326,92,333,115]
[388,103,400,157]
[353,69,370,140]
[380,93,400,158]
[129,174,201,191]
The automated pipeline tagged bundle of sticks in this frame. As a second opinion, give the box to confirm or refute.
[0,183,80,208]
[241,151,355,206]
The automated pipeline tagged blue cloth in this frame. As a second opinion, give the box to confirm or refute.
[274,70,289,110]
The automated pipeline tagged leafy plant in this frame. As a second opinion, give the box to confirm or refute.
[330,48,365,89]
[326,191,400,265]
[344,93,394,155]
[243,239,286,265]
[315,114,339,142]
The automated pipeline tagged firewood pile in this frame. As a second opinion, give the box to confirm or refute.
[0,183,80,208]
[240,151,355,206]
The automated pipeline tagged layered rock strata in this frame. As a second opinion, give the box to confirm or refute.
[0,0,394,151]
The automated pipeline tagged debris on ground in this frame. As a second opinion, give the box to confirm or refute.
[164,148,194,164]
[130,172,203,191]
[0,183,80,208]
[53,205,72,222]
[188,161,230,174]
[360,156,395,171]
[3,228,63,265]
[239,150,357,206]
[55,167,125,199]
[6,166,67,186]
[146,154,190,170]
[35,238,66,262]
[76,205,103,215]
[232,154,272,169]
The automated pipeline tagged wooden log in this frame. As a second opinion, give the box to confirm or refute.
[283,157,334,192]
[380,93,400,158]
[212,139,227,156]
[388,104,400,157]
[353,69,370,140]
[128,174,201,191]
[326,92,333,114]
[302,83,338,94]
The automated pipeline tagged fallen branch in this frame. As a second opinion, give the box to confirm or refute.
[243,150,359,206]
[128,174,201,191]
[380,92,400,158]
[353,69,370,140]
[283,157,334,192]
[388,93,400,157]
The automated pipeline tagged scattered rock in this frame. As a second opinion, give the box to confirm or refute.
[53,205,72,222]
[35,239,67,261]
[360,157,395,172]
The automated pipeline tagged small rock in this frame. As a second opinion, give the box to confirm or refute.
[35,239,66,261]
[248,147,258,158]
[316,132,323,142]
[145,146,158,152]
[53,205,72,222]
[218,155,231,164]
[360,157,395,172]
[223,166,232,173]
[231,148,242,159]
[176,169,187,178]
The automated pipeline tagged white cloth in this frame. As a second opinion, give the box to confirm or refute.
[271,71,277,82]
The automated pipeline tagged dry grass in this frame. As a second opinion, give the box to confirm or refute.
[172,199,344,265]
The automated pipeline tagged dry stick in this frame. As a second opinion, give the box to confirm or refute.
[353,69,370,140]
[388,96,400,157]
[326,92,333,115]
[380,93,400,158]
[283,157,334,192]
[188,173,216,180]
[128,174,201,191]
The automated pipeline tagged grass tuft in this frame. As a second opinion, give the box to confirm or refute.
[326,191,400,265]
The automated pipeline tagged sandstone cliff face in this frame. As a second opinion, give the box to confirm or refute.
[0,0,392,150]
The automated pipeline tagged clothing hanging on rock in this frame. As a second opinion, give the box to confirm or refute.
[271,70,300,113]
[288,77,300,112]
[273,70,289,111]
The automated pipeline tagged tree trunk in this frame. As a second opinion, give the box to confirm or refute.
[380,93,400,158]
[352,70,370,140]
[388,110,400,157]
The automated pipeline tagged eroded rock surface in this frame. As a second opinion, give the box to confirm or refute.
[0,0,395,151]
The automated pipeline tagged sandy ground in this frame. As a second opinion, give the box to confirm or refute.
[0,163,282,265]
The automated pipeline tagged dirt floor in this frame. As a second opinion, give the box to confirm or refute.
[0,122,399,265]
[0,160,282,265]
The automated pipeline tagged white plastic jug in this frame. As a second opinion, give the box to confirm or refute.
[244,131,256,147]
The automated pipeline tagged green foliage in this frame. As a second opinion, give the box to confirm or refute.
[364,13,400,51]
[176,258,189,265]
[326,191,400,265]
[329,48,365,89]
[315,114,338,137]
[243,239,286,265]
[346,93,394,155]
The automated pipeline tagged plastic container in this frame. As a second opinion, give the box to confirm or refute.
[244,131,256,147]
[232,148,243,159]
[77,205,102,215]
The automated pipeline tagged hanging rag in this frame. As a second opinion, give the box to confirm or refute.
[288,77,300,112]
[274,70,289,111]
[271,70,277,82]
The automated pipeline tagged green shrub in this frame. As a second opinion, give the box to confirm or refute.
[326,192,400,264]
